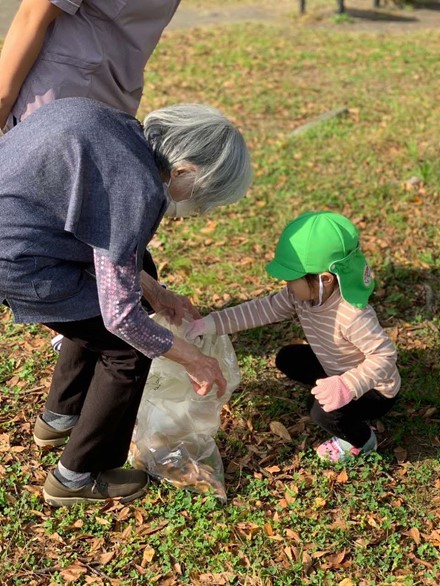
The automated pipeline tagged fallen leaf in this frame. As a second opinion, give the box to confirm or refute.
[141,546,155,567]
[423,406,437,419]
[407,527,421,545]
[264,523,274,536]
[269,421,292,441]
[264,465,281,474]
[302,551,313,574]
[394,446,407,464]
[285,528,302,542]
[367,516,379,528]
[236,521,261,540]
[98,551,115,565]
[336,469,348,484]
[328,549,346,567]
[60,564,87,584]
[0,434,10,452]
[284,546,293,561]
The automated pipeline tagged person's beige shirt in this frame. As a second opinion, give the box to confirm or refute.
[10,0,180,123]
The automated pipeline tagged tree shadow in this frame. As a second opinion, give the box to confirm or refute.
[345,7,419,21]
[406,0,440,8]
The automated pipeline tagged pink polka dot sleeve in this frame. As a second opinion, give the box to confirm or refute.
[93,248,173,358]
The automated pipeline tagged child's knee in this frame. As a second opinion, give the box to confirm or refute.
[310,399,328,427]
[275,346,293,375]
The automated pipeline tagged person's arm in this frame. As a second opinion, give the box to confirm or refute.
[93,249,226,397]
[140,270,201,324]
[309,307,400,412]
[0,0,63,129]
[339,308,400,399]
[186,287,296,340]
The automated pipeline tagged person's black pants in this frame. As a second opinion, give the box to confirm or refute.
[43,317,151,472]
[275,344,397,447]
[41,250,157,472]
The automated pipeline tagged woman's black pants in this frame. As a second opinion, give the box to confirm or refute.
[275,344,397,447]
[42,250,156,473]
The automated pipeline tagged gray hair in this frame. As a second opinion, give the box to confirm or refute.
[143,104,252,213]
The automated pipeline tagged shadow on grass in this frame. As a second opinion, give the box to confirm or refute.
[345,7,419,21]
[407,0,440,8]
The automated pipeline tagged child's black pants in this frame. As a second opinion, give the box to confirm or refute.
[275,344,397,447]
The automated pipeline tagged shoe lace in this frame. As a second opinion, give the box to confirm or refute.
[91,475,108,494]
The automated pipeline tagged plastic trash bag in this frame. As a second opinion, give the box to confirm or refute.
[129,313,240,502]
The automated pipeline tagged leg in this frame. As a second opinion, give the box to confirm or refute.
[311,389,398,447]
[275,344,326,386]
[45,315,151,472]
[45,337,98,415]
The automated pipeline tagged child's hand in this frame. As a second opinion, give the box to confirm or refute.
[185,315,217,341]
[311,376,354,412]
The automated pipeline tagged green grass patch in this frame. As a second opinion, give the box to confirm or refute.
[1,12,440,586]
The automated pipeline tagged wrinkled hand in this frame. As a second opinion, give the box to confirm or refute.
[185,353,226,398]
[311,376,353,412]
[141,272,200,325]
[164,335,226,398]
[185,315,217,341]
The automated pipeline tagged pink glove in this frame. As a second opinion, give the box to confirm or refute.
[311,376,354,412]
[185,315,216,342]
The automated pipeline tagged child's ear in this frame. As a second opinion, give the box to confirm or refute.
[321,272,335,287]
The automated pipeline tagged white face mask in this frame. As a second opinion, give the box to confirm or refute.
[162,179,199,218]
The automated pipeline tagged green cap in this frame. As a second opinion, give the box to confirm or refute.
[266,211,374,308]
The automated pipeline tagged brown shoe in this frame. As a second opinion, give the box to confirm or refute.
[33,415,73,447]
[43,468,149,507]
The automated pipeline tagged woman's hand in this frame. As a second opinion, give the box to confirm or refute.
[141,271,200,325]
[164,336,226,398]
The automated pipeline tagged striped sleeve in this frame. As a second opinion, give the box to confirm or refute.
[339,306,400,399]
[211,287,295,335]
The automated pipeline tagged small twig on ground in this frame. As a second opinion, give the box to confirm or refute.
[290,106,349,136]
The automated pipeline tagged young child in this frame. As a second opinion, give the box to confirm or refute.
[186,211,401,462]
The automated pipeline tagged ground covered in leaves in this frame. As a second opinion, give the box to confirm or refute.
[1,4,440,585]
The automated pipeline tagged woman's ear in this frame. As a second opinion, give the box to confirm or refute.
[171,162,198,179]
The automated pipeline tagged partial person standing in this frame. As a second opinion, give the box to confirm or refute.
[0,0,180,130]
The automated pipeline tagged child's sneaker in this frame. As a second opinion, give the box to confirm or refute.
[316,430,377,462]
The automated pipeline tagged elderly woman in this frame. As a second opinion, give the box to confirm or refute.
[0,97,252,506]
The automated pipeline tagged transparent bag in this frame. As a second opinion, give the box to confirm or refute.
[129,314,240,502]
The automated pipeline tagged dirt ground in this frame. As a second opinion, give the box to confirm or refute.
[168,0,440,33]
[1,0,440,37]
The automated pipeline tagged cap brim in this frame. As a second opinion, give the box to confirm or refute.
[266,259,306,281]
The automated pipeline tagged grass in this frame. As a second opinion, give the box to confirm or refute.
[1,5,440,586]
